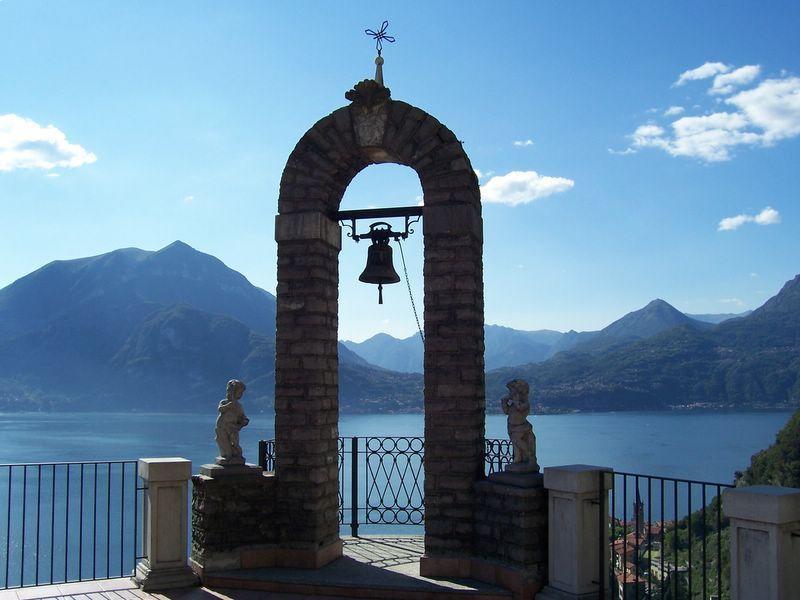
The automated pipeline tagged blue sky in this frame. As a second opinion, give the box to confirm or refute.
[1,1,799,341]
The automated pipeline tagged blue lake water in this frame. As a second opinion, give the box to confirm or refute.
[0,410,793,588]
[0,410,792,483]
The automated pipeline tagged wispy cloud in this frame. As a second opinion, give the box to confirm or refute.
[675,62,730,86]
[615,64,800,162]
[513,139,534,147]
[718,206,781,231]
[481,170,574,206]
[0,114,96,172]
[710,65,761,95]
[182,195,195,204]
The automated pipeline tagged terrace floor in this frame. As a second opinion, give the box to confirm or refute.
[0,536,511,600]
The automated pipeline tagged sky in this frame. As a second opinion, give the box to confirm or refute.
[1,1,799,342]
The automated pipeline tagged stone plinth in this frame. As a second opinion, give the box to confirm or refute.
[723,485,800,600]
[420,472,547,599]
[134,458,198,591]
[537,465,612,600]
[190,468,341,576]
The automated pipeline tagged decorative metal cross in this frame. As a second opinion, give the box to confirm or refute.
[365,21,395,56]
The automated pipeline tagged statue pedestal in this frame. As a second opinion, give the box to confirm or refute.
[199,463,262,478]
[491,469,543,489]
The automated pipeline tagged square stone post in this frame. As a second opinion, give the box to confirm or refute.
[723,485,800,600]
[134,458,198,591]
[538,465,612,600]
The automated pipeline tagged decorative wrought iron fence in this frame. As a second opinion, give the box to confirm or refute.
[0,461,145,590]
[606,471,734,600]
[258,436,512,535]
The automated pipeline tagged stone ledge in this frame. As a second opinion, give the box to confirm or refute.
[138,457,192,482]
[275,212,342,249]
[723,485,800,525]
[543,465,612,494]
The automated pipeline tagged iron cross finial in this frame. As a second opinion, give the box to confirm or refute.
[365,21,395,56]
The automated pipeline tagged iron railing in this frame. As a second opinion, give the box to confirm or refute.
[0,461,145,590]
[606,471,734,600]
[258,436,512,535]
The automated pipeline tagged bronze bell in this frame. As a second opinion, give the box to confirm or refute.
[359,237,400,304]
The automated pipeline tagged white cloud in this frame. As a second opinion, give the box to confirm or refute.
[620,65,800,162]
[718,206,781,231]
[749,272,759,278]
[718,297,745,306]
[513,139,534,147]
[710,65,761,95]
[675,62,730,86]
[473,168,483,179]
[45,172,60,178]
[718,214,751,231]
[753,206,781,225]
[0,114,96,172]
[183,195,195,204]
[481,170,574,206]
[726,77,800,144]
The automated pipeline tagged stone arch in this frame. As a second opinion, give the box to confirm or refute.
[274,79,485,564]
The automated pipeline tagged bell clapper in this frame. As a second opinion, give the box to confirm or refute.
[378,283,384,304]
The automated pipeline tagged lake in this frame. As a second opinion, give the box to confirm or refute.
[0,410,792,588]
[0,410,792,483]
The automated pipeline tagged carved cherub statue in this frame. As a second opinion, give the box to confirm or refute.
[214,379,249,466]
[500,379,539,473]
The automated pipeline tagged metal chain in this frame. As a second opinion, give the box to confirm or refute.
[396,238,424,343]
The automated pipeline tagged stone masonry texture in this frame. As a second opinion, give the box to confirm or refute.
[474,480,548,582]
[273,80,485,557]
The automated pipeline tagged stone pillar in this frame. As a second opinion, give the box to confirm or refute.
[421,202,485,562]
[134,458,197,591]
[538,465,612,600]
[723,485,800,600]
[273,211,343,565]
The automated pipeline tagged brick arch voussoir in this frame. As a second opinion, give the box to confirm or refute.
[278,100,481,215]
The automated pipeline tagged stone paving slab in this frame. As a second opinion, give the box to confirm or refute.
[0,536,511,600]
[205,537,511,599]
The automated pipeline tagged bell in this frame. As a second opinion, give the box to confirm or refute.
[359,238,400,304]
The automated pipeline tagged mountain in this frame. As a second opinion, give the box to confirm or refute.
[736,409,800,488]
[343,325,563,373]
[486,275,800,411]
[687,311,752,324]
[342,333,423,373]
[0,242,421,413]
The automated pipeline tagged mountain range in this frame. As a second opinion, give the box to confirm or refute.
[343,300,748,373]
[0,241,796,413]
[0,242,421,413]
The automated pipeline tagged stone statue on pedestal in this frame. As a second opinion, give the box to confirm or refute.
[501,379,539,473]
[215,379,249,466]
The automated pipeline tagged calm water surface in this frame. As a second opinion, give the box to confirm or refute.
[0,410,792,483]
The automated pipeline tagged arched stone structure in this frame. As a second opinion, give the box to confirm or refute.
[274,79,485,565]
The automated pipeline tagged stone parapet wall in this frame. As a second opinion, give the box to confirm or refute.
[473,479,548,581]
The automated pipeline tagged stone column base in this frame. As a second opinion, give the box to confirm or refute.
[419,555,541,600]
[191,538,343,577]
[536,586,600,600]
[134,559,199,591]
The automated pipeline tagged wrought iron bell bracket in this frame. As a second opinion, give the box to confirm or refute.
[335,206,423,244]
